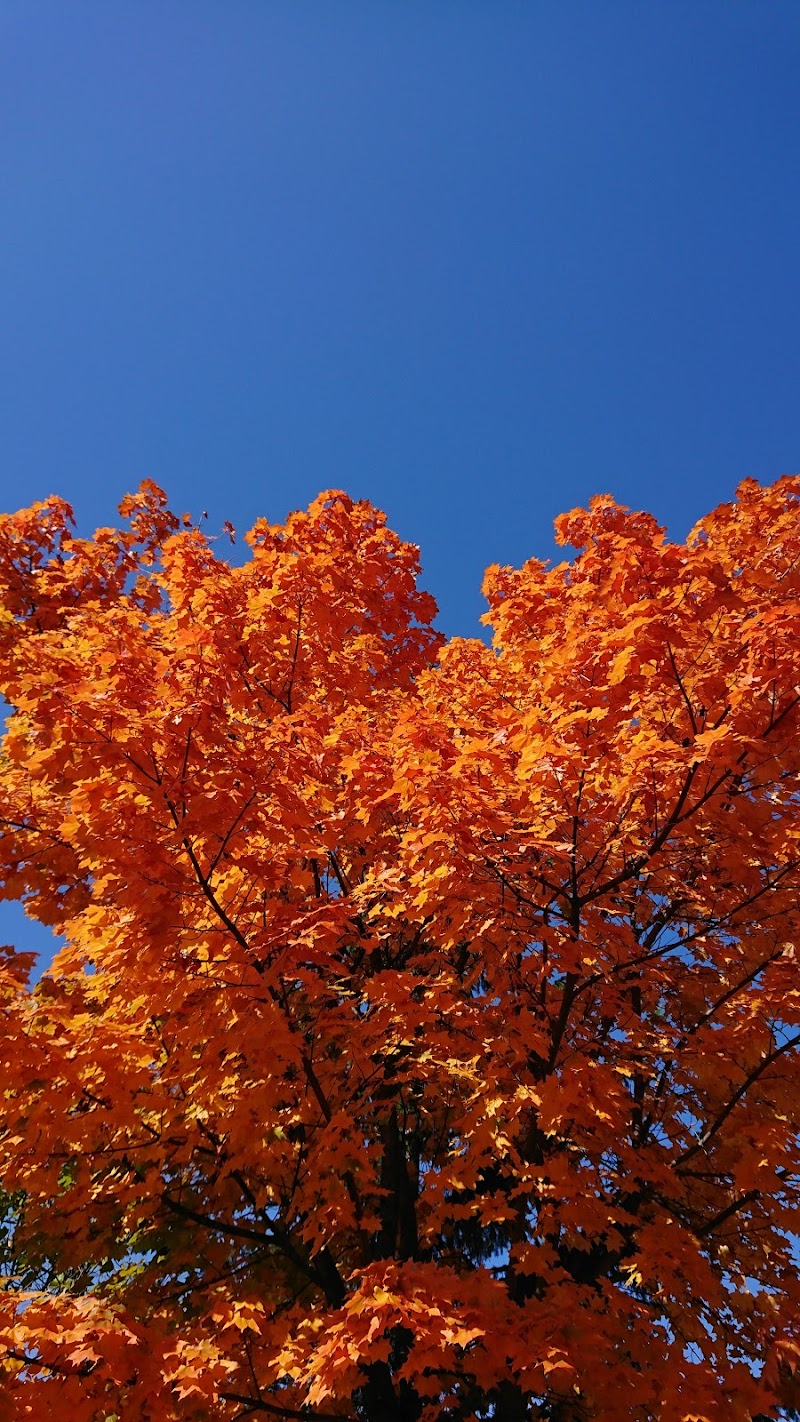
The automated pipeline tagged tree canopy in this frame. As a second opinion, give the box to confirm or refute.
[1,477,799,1421]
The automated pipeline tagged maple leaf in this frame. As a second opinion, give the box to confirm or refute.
[0,477,799,1421]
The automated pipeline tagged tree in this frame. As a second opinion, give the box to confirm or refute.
[0,477,799,1421]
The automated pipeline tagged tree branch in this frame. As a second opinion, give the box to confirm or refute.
[221,1390,355,1421]
[677,1031,800,1167]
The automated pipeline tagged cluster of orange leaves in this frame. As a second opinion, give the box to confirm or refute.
[0,477,799,1421]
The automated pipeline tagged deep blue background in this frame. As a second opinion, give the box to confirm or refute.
[1,1,799,963]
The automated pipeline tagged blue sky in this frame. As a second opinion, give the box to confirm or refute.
[1,1,799,962]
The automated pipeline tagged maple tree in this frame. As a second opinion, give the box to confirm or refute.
[0,476,799,1421]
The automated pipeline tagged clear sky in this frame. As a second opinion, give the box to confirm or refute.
[1,2,799,961]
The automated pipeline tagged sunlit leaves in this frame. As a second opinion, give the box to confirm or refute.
[0,478,799,1419]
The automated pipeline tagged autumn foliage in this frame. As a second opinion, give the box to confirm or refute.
[1,477,800,1421]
